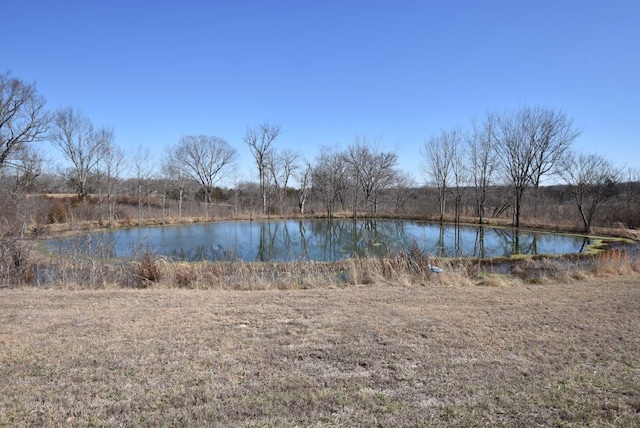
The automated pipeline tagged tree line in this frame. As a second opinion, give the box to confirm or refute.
[422,106,627,233]
[2,71,638,237]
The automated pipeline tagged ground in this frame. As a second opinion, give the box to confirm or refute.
[1,277,639,427]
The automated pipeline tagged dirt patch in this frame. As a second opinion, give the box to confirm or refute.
[1,278,639,426]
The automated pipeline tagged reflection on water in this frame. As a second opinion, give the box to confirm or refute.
[46,219,595,262]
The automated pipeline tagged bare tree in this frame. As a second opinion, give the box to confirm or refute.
[625,167,640,227]
[312,146,348,218]
[423,129,456,221]
[49,107,108,201]
[344,136,398,216]
[267,148,300,215]
[173,135,237,218]
[244,123,280,214]
[468,114,499,224]
[495,106,579,227]
[529,107,579,191]
[0,72,50,171]
[559,152,622,232]
[161,145,189,220]
[296,160,312,214]
[391,171,415,214]
[343,138,367,217]
[11,145,45,192]
[133,146,154,225]
[450,133,468,224]
[98,133,126,227]
[495,110,532,227]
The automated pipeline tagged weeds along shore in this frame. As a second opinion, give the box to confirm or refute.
[8,239,640,289]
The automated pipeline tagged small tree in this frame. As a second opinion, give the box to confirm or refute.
[391,172,415,214]
[10,145,45,192]
[559,152,622,233]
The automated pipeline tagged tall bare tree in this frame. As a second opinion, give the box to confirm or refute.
[450,134,468,224]
[423,129,457,221]
[559,152,622,233]
[0,72,50,171]
[312,146,348,218]
[133,146,154,225]
[344,137,398,216]
[161,145,189,220]
[173,135,237,218]
[267,148,300,215]
[468,114,499,224]
[495,106,579,227]
[244,123,280,214]
[49,107,109,201]
[529,107,579,191]
[98,134,125,227]
[296,160,312,214]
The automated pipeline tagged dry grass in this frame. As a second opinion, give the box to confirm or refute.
[20,243,639,290]
[1,277,639,427]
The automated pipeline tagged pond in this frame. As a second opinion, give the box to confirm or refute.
[45,219,596,262]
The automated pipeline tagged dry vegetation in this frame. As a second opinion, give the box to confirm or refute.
[1,275,639,427]
[1,192,639,426]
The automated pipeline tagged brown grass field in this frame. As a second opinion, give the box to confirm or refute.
[1,276,639,427]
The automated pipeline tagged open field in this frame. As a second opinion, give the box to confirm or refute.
[1,277,640,427]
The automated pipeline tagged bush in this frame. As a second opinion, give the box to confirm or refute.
[46,200,68,224]
[128,249,162,288]
[0,240,36,286]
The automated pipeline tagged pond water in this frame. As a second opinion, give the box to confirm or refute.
[45,219,596,262]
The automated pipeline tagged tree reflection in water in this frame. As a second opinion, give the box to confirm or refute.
[46,219,599,262]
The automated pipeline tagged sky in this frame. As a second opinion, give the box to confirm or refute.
[4,0,639,186]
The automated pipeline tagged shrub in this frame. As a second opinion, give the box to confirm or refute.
[0,240,36,286]
[46,200,68,224]
[128,252,162,288]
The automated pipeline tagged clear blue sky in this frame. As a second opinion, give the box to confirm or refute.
[5,0,639,185]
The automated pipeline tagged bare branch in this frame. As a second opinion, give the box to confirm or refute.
[0,71,50,170]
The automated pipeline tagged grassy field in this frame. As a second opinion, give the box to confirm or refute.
[1,277,639,427]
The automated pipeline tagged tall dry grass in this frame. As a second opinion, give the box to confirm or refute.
[12,240,638,290]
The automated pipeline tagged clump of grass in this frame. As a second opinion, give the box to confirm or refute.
[127,246,162,288]
[172,263,199,288]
